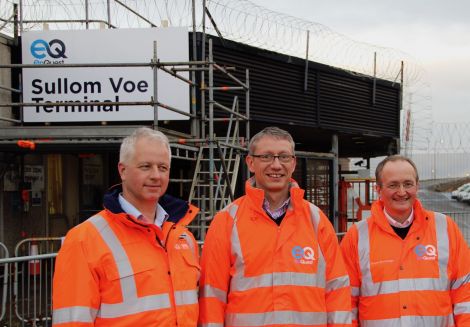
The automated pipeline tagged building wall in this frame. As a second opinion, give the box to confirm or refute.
[0,33,13,125]
[1,153,82,252]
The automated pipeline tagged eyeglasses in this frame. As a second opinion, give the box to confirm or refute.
[251,154,295,163]
[384,182,416,190]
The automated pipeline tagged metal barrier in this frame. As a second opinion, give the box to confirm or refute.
[1,242,9,322]
[443,212,470,246]
[0,253,57,327]
[338,178,377,232]
[0,238,62,327]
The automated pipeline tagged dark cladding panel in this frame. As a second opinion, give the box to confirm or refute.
[317,71,399,137]
[208,37,318,127]
[200,34,400,139]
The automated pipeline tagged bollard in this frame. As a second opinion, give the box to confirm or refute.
[28,243,41,275]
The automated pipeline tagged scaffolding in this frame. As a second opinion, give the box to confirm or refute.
[0,20,250,241]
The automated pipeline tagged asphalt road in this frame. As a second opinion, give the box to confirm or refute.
[418,180,470,244]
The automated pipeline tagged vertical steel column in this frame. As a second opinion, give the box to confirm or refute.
[0,176,3,243]
[85,0,89,29]
[191,0,199,137]
[106,0,111,28]
[152,41,159,129]
[245,69,250,142]
[331,134,339,231]
[304,30,310,92]
[400,61,404,111]
[201,0,207,138]
[19,0,23,34]
[245,69,250,179]
[372,52,377,105]
[208,39,215,219]
[13,4,18,41]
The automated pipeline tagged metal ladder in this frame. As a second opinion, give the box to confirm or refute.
[188,96,244,241]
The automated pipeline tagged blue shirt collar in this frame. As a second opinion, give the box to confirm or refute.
[118,193,168,227]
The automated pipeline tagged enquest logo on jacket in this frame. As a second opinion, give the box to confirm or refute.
[291,246,315,265]
[175,235,190,250]
[414,244,437,260]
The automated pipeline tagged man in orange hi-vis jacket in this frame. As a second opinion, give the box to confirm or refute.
[199,126,352,327]
[341,155,470,326]
[52,127,200,326]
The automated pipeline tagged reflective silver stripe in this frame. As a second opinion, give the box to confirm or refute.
[361,314,454,326]
[198,323,224,327]
[356,218,371,297]
[326,274,349,292]
[454,301,470,315]
[327,310,352,325]
[175,289,198,306]
[225,203,239,221]
[89,215,136,302]
[201,284,227,304]
[308,203,327,289]
[357,213,450,297]
[351,307,358,321]
[232,271,324,291]
[89,215,172,318]
[97,293,171,318]
[435,213,450,289]
[53,306,97,324]
[364,277,448,296]
[229,204,246,293]
[451,272,470,290]
[308,203,320,234]
[225,310,327,326]
[351,286,360,297]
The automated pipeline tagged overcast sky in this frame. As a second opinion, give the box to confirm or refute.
[252,0,470,124]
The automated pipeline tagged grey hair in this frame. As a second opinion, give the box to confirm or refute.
[375,155,419,186]
[248,126,295,154]
[119,127,171,163]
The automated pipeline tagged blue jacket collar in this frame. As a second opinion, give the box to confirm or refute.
[103,184,189,224]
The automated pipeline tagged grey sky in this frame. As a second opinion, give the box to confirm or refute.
[252,0,470,123]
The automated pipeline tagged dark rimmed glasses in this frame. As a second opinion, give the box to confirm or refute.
[250,154,295,163]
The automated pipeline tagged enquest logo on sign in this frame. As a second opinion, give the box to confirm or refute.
[30,39,67,64]
[22,28,190,122]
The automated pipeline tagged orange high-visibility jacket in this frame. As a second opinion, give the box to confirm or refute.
[53,186,200,327]
[340,199,470,326]
[199,179,352,327]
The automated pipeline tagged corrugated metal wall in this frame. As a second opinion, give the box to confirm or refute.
[195,33,400,141]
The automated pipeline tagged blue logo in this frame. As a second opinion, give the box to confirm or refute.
[414,244,437,260]
[291,245,315,264]
[30,39,67,60]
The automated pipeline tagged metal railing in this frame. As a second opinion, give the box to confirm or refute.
[0,242,9,322]
[443,212,470,246]
[0,239,60,327]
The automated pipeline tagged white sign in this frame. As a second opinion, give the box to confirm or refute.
[24,165,45,191]
[22,28,189,122]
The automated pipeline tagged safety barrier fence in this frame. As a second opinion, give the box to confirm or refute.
[0,238,61,327]
[443,212,470,246]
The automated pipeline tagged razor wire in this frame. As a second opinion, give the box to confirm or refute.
[0,0,433,152]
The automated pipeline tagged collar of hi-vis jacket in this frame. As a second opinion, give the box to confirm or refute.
[245,177,305,215]
[370,198,431,236]
[103,184,199,226]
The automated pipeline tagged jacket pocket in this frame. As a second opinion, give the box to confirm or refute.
[103,258,156,281]
[180,248,201,286]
